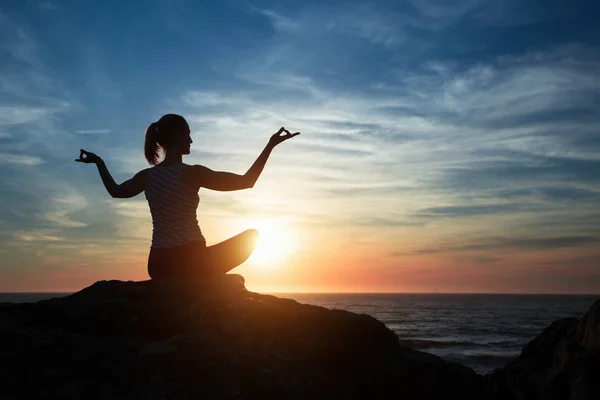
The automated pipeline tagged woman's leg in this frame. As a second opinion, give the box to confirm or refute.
[147,230,259,279]
[199,229,259,276]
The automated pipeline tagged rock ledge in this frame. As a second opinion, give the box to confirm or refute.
[0,277,598,399]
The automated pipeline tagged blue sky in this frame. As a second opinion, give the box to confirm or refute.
[1,0,599,293]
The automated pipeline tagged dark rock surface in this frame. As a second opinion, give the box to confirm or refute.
[0,276,480,399]
[0,276,597,399]
[485,299,600,400]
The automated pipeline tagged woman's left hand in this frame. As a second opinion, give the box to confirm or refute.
[269,127,300,147]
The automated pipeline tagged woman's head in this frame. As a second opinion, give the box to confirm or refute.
[144,113,192,165]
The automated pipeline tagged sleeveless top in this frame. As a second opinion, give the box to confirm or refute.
[144,163,206,248]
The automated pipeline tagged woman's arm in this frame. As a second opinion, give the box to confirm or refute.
[186,142,273,192]
[76,149,148,198]
[95,158,119,196]
[244,141,275,188]
[182,127,300,192]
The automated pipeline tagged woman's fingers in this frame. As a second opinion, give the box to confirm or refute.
[75,149,97,163]
[283,129,301,139]
[270,127,299,146]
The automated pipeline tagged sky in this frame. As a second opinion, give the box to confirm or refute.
[1,0,599,294]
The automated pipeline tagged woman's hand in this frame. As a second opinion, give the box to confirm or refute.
[75,149,101,164]
[269,127,300,147]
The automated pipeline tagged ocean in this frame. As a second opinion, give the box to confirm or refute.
[1,292,596,374]
[279,293,597,374]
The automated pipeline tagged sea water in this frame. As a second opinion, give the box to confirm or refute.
[279,293,596,374]
[2,292,595,374]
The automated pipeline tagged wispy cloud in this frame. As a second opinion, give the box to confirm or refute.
[0,12,40,66]
[0,106,52,126]
[45,193,88,228]
[0,153,43,165]
[75,129,112,135]
[110,201,149,219]
[248,7,299,33]
[169,19,600,286]
[37,1,58,11]
[13,229,63,242]
[412,235,600,254]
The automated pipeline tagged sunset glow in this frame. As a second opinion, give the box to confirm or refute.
[0,2,599,294]
[248,219,297,268]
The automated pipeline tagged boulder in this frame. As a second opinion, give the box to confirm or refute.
[2,276,597,400]
[485,299,600,400]
[0,276,482,400]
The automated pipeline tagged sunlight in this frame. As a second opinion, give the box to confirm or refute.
[248,219,296,268]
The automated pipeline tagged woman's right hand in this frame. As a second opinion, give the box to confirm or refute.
[75,149,101,164]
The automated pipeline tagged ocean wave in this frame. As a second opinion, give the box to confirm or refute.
[464,353,516,362]
[486,340,518,347]
[454,325,539,338]
[449,353,517,370]
[399,338,475,349]
[398,337,521,350]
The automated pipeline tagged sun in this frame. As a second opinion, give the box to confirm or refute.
[247,219,296,268]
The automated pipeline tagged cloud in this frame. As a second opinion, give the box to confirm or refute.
[412,235,600,254]
[13,229,63,242]
[0,10,73,161]
[249,7,300,33]
[0,153,43,165]
[174,38,600,252]
[247,0,540,56]
[45,193,88,228]
[37,1,58,11]
[110,201,149,219]
[75,129,112,135]
[0,106,52,126]
[415,203,543,219]
[0,12,40,66]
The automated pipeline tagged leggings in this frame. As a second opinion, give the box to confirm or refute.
[147,229,259,279]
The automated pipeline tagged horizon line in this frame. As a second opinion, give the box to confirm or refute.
[1,291,598,296]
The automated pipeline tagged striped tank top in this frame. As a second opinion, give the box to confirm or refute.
[144,163,206,248]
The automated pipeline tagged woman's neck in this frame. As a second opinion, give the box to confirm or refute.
[160,153,183,166]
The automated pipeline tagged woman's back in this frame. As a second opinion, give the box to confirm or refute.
[144,163,205,248]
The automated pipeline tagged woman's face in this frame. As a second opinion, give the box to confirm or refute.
[178,124,192,155]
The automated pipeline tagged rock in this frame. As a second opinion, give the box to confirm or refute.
[548,299,600,400]
[579,298,600,350]
[0,276,482,400]
[1,277,597,400]
[485,299,600,400]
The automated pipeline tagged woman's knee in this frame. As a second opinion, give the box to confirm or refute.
[243,229,259,249]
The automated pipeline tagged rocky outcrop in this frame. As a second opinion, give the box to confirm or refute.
[0,276,597,400]
[0,276,481,400]
[485,299,600,400]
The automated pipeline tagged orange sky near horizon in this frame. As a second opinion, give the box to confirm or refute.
[3,206,599,294]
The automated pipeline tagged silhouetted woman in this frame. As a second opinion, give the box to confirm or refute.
[76,113,299,280]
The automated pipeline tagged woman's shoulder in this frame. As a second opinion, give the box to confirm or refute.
[180,163,207,190]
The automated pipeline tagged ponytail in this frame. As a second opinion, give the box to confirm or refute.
[144,122,159,165]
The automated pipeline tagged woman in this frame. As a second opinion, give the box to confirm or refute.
[75,113,300,280]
